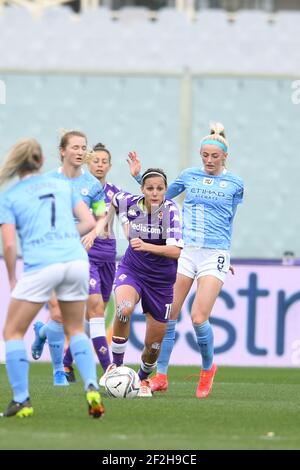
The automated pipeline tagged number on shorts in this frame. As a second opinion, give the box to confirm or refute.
[217,255,225,272]
[165,303,172,320]
[39,193,56,229]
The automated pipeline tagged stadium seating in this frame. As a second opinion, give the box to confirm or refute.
[0,5,300,258]
[0,6,299,73]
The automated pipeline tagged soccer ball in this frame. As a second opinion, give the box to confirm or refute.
[104,366,140,399]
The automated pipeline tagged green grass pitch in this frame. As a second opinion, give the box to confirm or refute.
[0,363,299,450]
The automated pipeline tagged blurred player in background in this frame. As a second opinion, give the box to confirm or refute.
[31,131,105,386]
[98,168,183,397]
[63,143,122,382]
[128,123,244,398]
[0,138,104,418]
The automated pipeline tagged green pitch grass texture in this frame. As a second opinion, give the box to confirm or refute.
[0,364,299,450]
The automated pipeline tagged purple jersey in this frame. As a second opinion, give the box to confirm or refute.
[113,191,183,286]
[88,182,121,263]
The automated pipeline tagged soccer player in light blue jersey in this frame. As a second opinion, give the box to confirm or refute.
[0,138,104,418]
[30,131,106,386]
[128,122,244,398]
[63,143,122,382]
[47,131,105,211]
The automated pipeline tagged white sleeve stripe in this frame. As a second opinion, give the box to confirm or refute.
[166,238,184,248]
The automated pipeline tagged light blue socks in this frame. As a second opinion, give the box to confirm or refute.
[157,319,177,375]
[5,339,29,403]
[46,320,65,374]
[70,333,98,390]
[193,320,214,370]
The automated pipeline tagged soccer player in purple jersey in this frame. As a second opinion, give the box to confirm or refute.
[63,143,122,382]
[128,123,244,398]
[98,168,183,397]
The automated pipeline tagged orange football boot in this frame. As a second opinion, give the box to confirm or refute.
[196,364,218,398]
[149,373,168,392]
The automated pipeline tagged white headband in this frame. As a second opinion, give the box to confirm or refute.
[142,171,167,183]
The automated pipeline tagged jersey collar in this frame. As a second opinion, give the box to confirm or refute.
[137,196,165,214]
[58,166,85,176]
[201,167,227,176]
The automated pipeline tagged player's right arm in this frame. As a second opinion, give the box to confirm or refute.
[127,151,141,179]
[1,223,17,290]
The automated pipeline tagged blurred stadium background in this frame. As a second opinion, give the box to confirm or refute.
[1,2,300,367]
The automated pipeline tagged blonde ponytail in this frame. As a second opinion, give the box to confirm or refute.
[201,122,229,152]
[0,139,43,186]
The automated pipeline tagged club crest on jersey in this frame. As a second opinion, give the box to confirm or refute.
[119,274,127,281]
[203,178,213,185]
[128,208,137,217]
[107,189,114,199]
[158,211,163,220]
[219,181,228,188]
[81,188,89,196]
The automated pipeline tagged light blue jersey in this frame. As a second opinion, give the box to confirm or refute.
[0,174,88,271]
[136,168,243,250]
[47,167,105,212]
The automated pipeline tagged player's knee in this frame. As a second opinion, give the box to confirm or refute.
[191,312,209,324]
[3,324,9,340]
[88,296,98,311]
[170,307,180,320]
[51,311,63,323]
[3,324,22,340]
[48,297,59,309]
[88,299,105,317]
[116,300,134,323]
[48,299,63,322]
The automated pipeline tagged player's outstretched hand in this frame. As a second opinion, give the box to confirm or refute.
[127,151,141,177]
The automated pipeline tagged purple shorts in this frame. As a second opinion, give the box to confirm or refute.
[114,267,174,323]
[89,260,116,302]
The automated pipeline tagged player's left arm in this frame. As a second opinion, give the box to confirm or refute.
[1,223,17,290]
[81,203,116,250]
[232,179,244,216]
[73,200,96,236]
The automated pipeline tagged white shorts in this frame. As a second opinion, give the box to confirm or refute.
[12,260,89,303]
[177,246,230,283]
